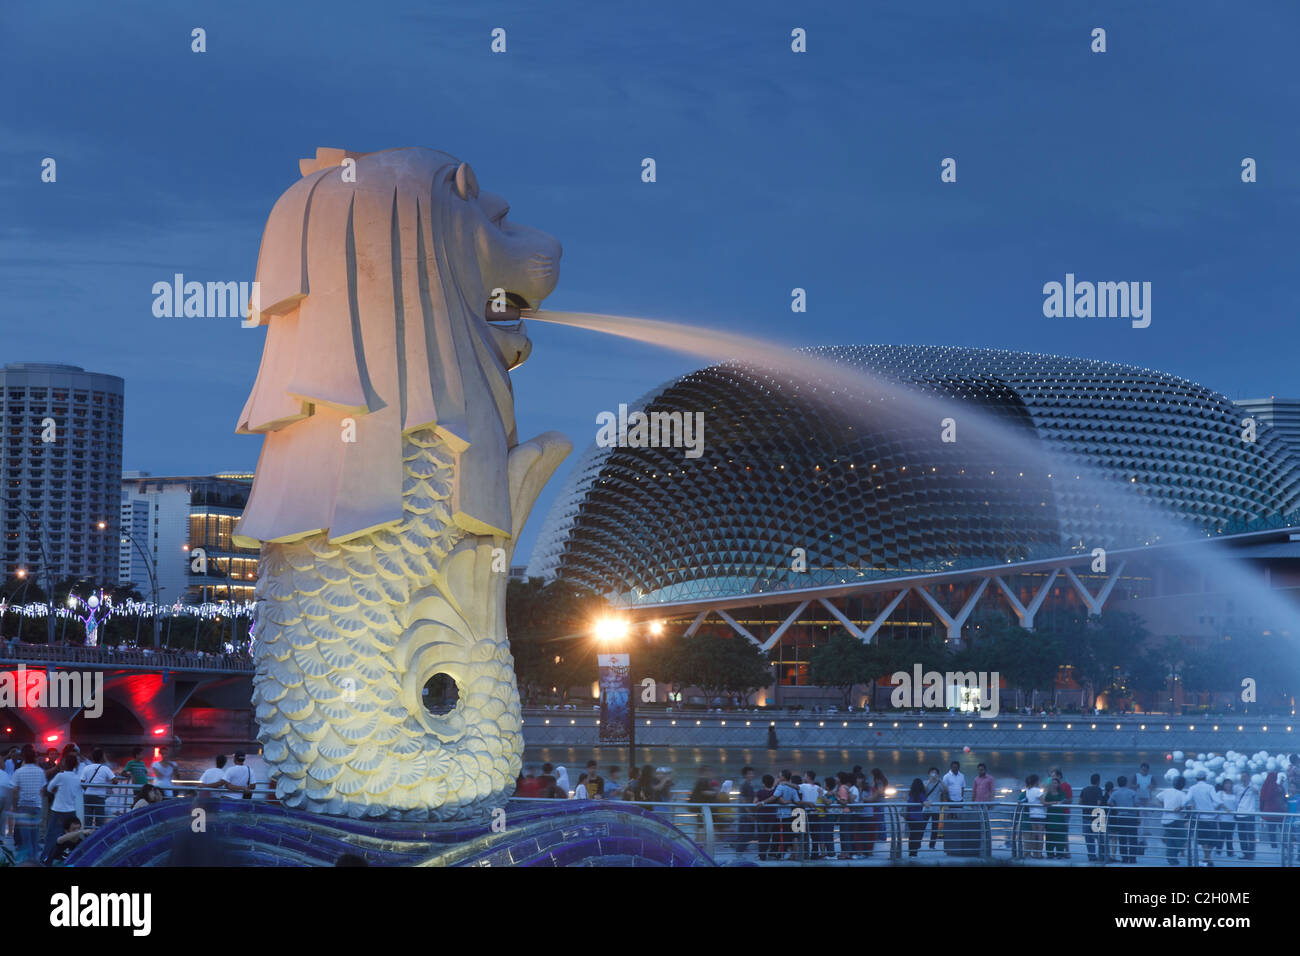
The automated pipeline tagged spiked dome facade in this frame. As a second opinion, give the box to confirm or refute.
[530,346,1300,607]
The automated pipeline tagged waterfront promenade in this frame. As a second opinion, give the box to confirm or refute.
[522,706,1299,752]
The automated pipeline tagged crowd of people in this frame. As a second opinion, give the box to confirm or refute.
[516,754,1300,865]
[0,742,260,866]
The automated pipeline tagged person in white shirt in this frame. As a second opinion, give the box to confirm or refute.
[1023,773,1046,859]
[79,748,115,827]
[1235,771,1260,860]
[1215,780,1239,858]
[10,745,47,863]
[941,761,967,802]
[222,752,255,800]
[572,773,591,799]
[42,752,83,864]
[1158,776,1191,865]
[151,746,177,798]
[0,764,12,848]
[198,754,229,796]
[1186,770,1217,863]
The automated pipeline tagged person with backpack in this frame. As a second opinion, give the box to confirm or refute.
[223,751,256,800]
[79,748,114,827]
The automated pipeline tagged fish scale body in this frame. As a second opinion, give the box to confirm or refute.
[251,427,523,821]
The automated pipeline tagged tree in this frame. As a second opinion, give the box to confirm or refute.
[505,577,609,704]
[808,631,872,707]
[656,633,773,705]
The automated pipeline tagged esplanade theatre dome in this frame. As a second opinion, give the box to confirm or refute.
[528,346,1300,606]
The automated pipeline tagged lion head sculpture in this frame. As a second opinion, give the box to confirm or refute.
[234,148,571,821]
[235,146,562,546]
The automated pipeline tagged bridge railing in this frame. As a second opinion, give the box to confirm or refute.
[31,782,1298,868]
[0,640,254,672]
[512,796,1298,866]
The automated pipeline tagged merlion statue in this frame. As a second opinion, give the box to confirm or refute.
[233,147,571,821]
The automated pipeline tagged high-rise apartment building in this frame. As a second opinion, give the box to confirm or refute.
[1,363,124,584]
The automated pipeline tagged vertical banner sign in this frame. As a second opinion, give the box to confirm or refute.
[597,653,633,744]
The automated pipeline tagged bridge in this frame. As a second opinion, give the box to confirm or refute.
[0,640,255,749]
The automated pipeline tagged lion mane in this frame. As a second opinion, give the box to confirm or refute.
[234,147,534,547]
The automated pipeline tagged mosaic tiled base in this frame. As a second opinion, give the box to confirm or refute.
[65,797,717,867]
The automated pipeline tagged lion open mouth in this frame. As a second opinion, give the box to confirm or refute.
[484,291,533,329]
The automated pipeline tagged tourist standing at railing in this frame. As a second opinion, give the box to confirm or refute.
[120,747,149,787]
[151,746,177,798]
[689,766,718,843]
[1235,771,1260,861]
[1022,774,1046,859]
[1049,768,1073,858]
[199,753,229,793]
[1187,770,1218,864]
[605,766,625,800]
[0,759,12,849]
[41,752,83,865]
[942,762,966,804]
[920,768,942,851]
[636,764,654,801]
[80,749,113,827]
[224,751,256,800]
[754,773,777,861]
[797,772,823,859]
[11,745,45,863]
[771,771,799,860]
[865,768,889,857]
[1043,778,1069,859]
[1213,781,1236,858]
[1158,776,1191,866]
[735,766,756,853]
[972,764,994,805]
[1134,762,1155,854]
[1259,771,1286,850]
[1079,774,1104,862]
[904,778,925,857]
[573,772,591,799]
[650,767,673,809]
[1107,776,1139,864]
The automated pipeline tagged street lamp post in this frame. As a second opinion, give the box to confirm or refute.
[26,522,58,646]
[98,521,161,647]
[593,616,664,778]
[10,569,39,642]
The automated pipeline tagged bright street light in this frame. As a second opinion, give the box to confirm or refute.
[593,616,629,642]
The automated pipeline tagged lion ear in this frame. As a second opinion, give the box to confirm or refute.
[454,162,479,201]
[299,147,365,177]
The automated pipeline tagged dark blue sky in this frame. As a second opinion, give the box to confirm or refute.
[4,1,1297,561]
